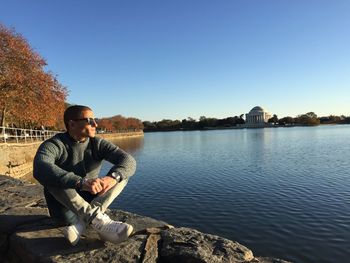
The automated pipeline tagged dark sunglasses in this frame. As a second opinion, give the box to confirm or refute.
[72,118,97,125]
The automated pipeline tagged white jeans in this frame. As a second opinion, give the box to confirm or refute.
[46,179,128,225]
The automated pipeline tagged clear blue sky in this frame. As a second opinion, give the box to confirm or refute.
[1,0,349,121]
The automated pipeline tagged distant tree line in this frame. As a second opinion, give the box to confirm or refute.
[97,115,143,133]
[270,112,350,126]
[143,112,350,132]
[143,115,245,132]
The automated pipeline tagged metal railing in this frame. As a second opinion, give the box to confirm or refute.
[0,126,61,144]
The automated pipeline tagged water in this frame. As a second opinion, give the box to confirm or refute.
[101,126,350,263]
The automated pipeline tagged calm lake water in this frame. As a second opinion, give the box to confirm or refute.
[102,126,350,263]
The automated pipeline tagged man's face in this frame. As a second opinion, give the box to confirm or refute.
[69,110,98,139]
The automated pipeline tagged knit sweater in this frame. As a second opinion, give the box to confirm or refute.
[33,132,136,189]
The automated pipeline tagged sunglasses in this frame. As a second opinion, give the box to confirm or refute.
[72,118,97,125]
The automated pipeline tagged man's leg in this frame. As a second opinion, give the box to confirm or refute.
[46,186,100,225]
[90,179,128,213]
[44,189,79,227]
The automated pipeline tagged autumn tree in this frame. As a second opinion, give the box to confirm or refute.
[97,115,143,132]
[0,24,67,129]
[97,118,114,132]
[126,117,144,131]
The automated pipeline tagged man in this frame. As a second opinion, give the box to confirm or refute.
[33,105,136,245]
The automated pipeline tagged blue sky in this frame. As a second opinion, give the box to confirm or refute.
[1,0,349,121]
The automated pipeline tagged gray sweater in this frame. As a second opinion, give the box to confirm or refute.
[33,132,136,189]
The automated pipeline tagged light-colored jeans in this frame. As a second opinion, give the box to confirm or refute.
[46,179,128,226]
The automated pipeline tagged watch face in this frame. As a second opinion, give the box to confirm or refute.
[111,172,121,181]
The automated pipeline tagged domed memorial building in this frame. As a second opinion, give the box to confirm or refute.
[245,106,272,128]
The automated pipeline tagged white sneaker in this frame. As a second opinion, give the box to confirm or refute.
[91,212,133,244]
[62,220,86,246]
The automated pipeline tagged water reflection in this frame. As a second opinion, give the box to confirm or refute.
[109,136,144,155]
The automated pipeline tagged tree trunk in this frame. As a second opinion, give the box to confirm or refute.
[1,107,6,133]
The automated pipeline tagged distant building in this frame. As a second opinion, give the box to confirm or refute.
[245,106,272,128]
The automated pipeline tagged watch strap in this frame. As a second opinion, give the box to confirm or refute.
[109,171,122,182]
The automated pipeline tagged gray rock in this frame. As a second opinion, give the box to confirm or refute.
[10,216,148,263]
[0,179,44,213]
[0,207,49,234]
[9,218,72,262]
[160,227,254,263]
[108,209,172,234]
[0,175,26,188]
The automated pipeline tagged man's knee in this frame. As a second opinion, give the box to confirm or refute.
[46,186,78,199]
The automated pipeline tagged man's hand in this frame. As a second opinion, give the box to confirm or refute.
[80,177,117,195]
[98,176,117,196]
[81,178,104,194]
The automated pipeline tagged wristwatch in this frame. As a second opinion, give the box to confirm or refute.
[109,171,123,182]
[77,177,88,191]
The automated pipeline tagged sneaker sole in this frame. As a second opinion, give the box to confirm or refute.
[97,224,134,244]
[126,224,133,237]
[61,228,80,246]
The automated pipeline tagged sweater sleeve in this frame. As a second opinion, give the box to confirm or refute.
[33,141,82,188]
[98,139,137,180]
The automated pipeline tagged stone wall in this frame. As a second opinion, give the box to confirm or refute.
[0,142,40,178]
[99,131,144,140]
[0,175,291,263]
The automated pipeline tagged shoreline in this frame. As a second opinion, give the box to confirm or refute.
[98,130,144,139]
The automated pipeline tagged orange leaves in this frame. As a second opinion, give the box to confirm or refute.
[0,23,67,128]
[97,115,143,132]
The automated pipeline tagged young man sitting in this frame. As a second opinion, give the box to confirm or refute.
[34,105,136,245]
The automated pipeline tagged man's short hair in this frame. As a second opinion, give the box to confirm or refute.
[64,105,92,130]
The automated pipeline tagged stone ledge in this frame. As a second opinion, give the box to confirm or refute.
[0,175,292,263]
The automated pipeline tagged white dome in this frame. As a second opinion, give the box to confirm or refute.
[249,106,266,114]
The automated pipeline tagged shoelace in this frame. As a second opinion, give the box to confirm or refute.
[94,214,125,233]
[96,221,125,233]
[103,224,124,233]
